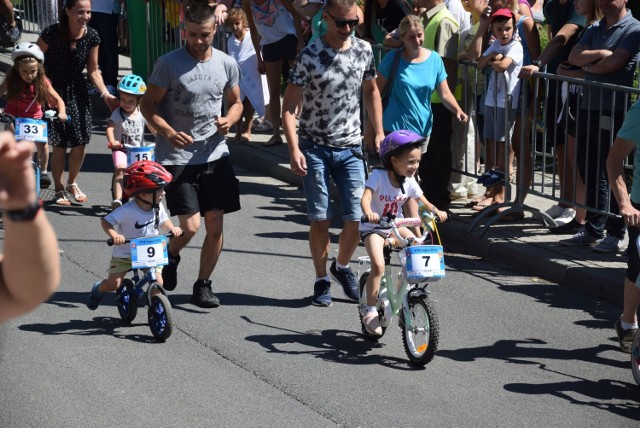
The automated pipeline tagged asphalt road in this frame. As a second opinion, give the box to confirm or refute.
[0,126,638,427]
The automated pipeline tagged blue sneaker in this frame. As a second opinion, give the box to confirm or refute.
[86,281,103,310]
[312,279,331,307]
[329,261,359,301]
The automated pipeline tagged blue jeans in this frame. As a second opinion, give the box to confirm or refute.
[88,12,119,86]
[300,140,365,222]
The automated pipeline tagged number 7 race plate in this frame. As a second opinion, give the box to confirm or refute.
[405,245,446,282]
[130,236,168,268]
[15,118,48,143]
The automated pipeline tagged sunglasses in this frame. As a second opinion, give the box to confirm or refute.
[325,12,358,28]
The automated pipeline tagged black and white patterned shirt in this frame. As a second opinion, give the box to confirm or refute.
[289,36,376,148]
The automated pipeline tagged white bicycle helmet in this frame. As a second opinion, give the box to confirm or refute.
[11,42,44,63]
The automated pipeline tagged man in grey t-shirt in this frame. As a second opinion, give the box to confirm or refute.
[141,2,243,308]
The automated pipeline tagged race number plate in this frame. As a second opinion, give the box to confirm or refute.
[127,145,155,166]
[130,235,168,268]
[404,245,445,282]
[15,118,48,143]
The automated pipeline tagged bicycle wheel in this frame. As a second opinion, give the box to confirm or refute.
[401,295,439,366]
[358,271,387,339]
[148,293,173,342]
[632,329,640,386]
[117,278,138,324]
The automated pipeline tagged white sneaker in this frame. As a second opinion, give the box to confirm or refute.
[593,234,625,253]
[545,205,565,219]
[361,309,382,336]
[554,208,576,226]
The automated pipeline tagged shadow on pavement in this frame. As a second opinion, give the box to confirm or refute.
[241,315,427,370]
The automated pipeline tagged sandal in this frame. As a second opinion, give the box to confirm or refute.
[54,190,71,206]
[253,119,273,132]
[66,183,88,203]
[263,135,283,147]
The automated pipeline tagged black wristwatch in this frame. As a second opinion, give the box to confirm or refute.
[532,59,543,68]
[5,200,42,222]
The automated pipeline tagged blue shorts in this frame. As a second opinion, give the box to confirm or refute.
[300,140,365,222]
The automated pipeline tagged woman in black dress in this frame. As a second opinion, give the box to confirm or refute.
[37,0,119,205]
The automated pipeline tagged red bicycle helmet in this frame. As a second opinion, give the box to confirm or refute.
[124,161,172,197]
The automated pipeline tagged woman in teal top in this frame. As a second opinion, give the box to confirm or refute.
[376,15,467,149]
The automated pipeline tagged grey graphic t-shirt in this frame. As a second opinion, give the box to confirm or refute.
[289,36,376,147]
[149,47,240,165]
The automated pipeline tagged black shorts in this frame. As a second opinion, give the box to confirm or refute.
[262,34,298,62]
[627,201,640,283]
[164,156,241,217]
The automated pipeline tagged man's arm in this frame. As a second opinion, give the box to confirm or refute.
[362,78,384,152]
[216,85,244,135]
[0,133,59,323]
[607,136,640,225]
[282,83,306,175]
[568,43,611,67]
[520,22,581,78]
[584,47,632,74]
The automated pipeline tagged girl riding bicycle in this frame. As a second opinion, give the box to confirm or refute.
[107,74,156,209]
[87,160,181,310]
[360,130,448,336]
[0,42,67,189]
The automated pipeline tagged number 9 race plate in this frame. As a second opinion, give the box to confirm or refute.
[130,236,168,268]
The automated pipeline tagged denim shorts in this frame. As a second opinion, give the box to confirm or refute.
[483,106,515,142]
[300,140,365,222]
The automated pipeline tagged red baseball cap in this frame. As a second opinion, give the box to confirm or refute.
[491,8,514,22]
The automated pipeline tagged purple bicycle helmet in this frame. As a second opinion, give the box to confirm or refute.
[379,130,426,163]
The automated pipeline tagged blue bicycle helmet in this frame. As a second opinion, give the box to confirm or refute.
[379,130,426,163]
[118,74,146,96]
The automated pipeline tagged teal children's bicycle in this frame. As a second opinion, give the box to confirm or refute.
[357,212,445,366]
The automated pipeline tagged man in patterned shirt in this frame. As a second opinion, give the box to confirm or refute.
[282,0,385,307]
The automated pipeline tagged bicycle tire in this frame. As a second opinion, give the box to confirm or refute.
[358,271,387,339]
[401,295,439,366]
[117,278,138,324]
[631,329,640,386]
[148,293,173,342]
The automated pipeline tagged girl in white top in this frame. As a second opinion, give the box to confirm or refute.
[107,74,156,209]
[244,0,303,146]
[360,130,448,336]
[227,7,270,143]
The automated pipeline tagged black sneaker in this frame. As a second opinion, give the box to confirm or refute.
[549,218,583,235]
[191,279,220,308]
[161,253,180,291]
[312,279,331,307]
[614,317,637,354]
[328,261,359,301]
[40,173,52,189]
